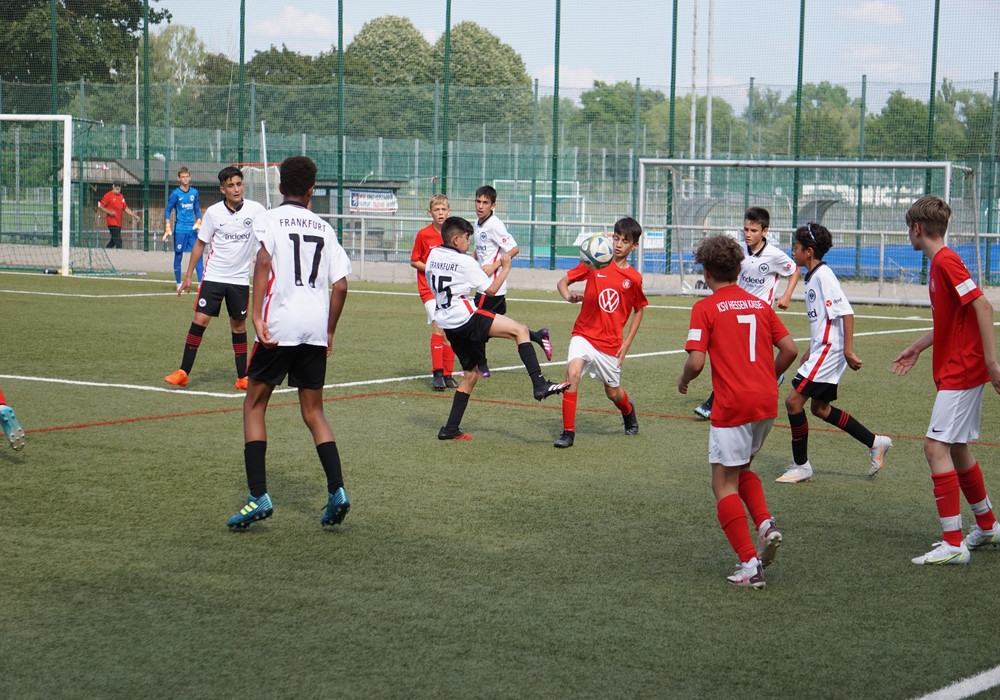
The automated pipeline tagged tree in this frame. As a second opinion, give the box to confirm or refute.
[434,22,531,87]
[149,24,205,90]
[574,81,666,126]
[345,16,434,87]
[0,0,171,84]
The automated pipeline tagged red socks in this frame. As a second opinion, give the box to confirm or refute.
[957,462,998,530]
[932,471,963,547]
[562,391,578,432]
[717,494,756,563]
[738,470,771,530]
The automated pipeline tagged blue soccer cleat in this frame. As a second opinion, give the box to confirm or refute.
[227,493,273,530]
[321,487,350,527]
[0,405,26,451]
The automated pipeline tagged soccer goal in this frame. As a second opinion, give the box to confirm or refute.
[637,158,981,294]
[235,162,281,209]
[0,114,119,275]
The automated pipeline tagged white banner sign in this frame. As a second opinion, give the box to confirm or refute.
[349,189,398,213]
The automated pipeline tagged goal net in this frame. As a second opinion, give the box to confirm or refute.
[0,114,116,275]
[236,163,281,209]
[637,158,981,296]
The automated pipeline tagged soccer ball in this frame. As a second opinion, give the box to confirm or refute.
[580,234,614,270]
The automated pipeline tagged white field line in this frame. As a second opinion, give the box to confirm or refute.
[0,326,933,400]
[913,663,1000,700]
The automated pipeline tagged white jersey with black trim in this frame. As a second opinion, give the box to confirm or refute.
[198,198,268,285]
[256,201,352,347]
[738,238,797,306]
[799,262,855,384]
[425,245,493,330]
[473,213,517,296]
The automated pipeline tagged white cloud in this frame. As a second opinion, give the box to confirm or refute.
[250,5,337,46]
[840,44,925,82]
[533,65,615,90]
[421,28,441,45]
[836,1,904,26]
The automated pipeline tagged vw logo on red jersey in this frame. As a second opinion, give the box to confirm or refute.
[598,287,620,313]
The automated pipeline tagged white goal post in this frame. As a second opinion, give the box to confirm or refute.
[0,114,73,275]
[636,158,978,288]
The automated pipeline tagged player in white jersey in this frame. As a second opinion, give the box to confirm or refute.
[165,166,267,390]
[777,222,892,484]
[427,216,568,440]
[695,207,799,420]
[469,185,553,376]
[227,156,353,531]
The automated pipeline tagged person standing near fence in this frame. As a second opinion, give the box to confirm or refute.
[162,166,203,291]
[892,195,1000,565]
[471,185,552,376]
[97,182,138,249]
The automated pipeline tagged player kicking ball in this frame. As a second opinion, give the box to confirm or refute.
[678,235,798,588]
[427,216,568,440]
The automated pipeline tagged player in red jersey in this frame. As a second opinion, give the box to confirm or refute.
[552,217,647,448]
[893,195,1000,565]
[96,182,138,249]
[410,194,458,391]
[679,235,798,588]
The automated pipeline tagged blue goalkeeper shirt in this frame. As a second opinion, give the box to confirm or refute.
[165,186,201,232]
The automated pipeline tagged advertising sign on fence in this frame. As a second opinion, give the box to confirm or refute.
[349,189,398,213]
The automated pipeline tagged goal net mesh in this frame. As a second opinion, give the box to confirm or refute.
[239,164,281,209]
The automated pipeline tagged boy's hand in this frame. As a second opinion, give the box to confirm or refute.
[845,350,862,371]
[566,292,584,303]
[891,347,919,376]
[499,253,511,269]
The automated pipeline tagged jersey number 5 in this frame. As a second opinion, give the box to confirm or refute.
[430,273,452,309]
[289,233,325,287]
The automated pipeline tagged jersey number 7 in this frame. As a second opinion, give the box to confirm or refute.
[289,233,325,287]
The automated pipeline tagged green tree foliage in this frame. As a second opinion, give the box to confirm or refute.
[346,16,434,87]
[0,0,170,84]
[149,25,206,90]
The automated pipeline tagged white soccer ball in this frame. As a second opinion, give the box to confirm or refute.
[580,234,614,270]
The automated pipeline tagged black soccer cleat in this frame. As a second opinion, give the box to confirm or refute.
[534,380,570,402]
[438,426,472,441]
[623,400,639,435]
[553,430,575,448]
[432,371,446,391]
[443,375,460,389]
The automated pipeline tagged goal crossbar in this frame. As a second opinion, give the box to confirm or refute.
[0,114,73,275]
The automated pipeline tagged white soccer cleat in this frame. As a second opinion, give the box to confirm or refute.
[868,435,893,478]
[776,461,813,484]
[911,541,970,565]
[965,522,1000,550]
[726,558,765,588]
[755,519,783,568]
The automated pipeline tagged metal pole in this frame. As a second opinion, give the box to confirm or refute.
[689,0,697,197]
[440,0,452,195]
[142,0,150,250]
[925,0,941,193]
[337,0,344,240]
[530,79,538,268]
[987,72,999,284]
[665,0,678,274]
[705,0,714,195]
[549,0,561,270]
[855,74,866,277]
[51,0,59,247]
[791,0,805,228]
[632,78,641,217]
[237,0,246,163]
[744,77,754,210]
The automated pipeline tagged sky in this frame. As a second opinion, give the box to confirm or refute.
[157,0,1000,98]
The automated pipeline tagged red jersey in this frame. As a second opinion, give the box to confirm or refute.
[929,247,989,390]
[568,261,647,355]
[410,223,443,303]
[685,284,791,428]
[99,190,128,226]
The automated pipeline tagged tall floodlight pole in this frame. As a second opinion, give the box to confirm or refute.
[336,0,344,239]
[549,0,561,270]
[791,0,805,227]
[440,0,452,195]
[237,0,246,164]
[142,0,150,249]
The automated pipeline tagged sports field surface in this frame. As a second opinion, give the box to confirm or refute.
[2,270,999,698]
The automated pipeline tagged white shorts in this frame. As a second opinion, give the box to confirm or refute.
[709,418,775,467]
[567,335,621,388]
[423,299,436,325]
[927,385,984,444]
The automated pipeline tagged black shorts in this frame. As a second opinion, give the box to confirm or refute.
[792,374,838,402]
[195,280,249,320]
[474,292,507,316]
[443,310,496,371]
[248,343,328,389]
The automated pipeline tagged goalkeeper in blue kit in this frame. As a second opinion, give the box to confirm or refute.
[163,166,204,288]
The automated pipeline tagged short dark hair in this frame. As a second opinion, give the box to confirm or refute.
[905,195,951,239]
[613,216,642,243]
[441,216,474,246]
[793,222,833,259]
[279,156,317,197]
[218,166,243,184]
[744,206,770,229]
[695,235,744,283]
[475,185,497,203]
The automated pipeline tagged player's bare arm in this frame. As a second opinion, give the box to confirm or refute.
[617,306,645,368]
[410,259,426,273]
[178,239,207,295]
[483,254,512,296]
[972,295,1000,393]
[326,278,349,358]
[774,334,798,377]
[678,350,706,394]
[776,268,801,309]
[556,275,584,304]
[251,246,274,347]
[842,314,863,370]
[892,330,933,376]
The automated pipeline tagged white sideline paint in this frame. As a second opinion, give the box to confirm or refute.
[914,664,1000,700]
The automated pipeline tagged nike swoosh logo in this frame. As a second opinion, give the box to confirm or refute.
[931,428,943,433]
[596,274,607,277]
